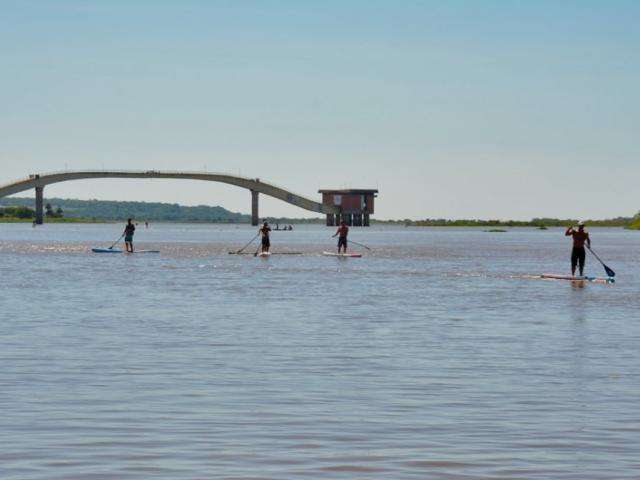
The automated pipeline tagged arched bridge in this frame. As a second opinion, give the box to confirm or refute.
[0,170,341,225]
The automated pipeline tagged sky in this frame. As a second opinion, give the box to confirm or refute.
[1,0,638,220]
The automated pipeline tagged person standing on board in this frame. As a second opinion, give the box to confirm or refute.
[259,221,271,253]
[333,221,349,254]
[565,221,591,276]
[124,218,136,253]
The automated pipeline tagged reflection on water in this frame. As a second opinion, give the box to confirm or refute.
[0,224,638,479]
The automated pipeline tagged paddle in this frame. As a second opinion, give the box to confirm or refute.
[236,233,260,254]
[108,233,124,250]
[349,240,372,251]
[587,246,616,278]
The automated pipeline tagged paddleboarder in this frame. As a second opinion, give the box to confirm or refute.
[124,218,136,253]
[332,221,349,254]
[259,221,271,253]
[565,221,591,276]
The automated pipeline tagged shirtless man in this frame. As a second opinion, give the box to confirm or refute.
[123,218,136,253]
[259,221,271,253]
[565,221,591,276]
[332,221,349,254]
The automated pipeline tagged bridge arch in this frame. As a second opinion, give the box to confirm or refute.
[0,170,339,225]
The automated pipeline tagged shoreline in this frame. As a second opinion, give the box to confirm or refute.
[1,217,637,229]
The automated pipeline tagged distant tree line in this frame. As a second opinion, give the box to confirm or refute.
[0,197,250,223]
[403,217,635,228]
[0,206,35,218]
[0,204,64,219]
[1,197,639,228]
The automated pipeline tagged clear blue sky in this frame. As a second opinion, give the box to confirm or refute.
[1,1,638,219]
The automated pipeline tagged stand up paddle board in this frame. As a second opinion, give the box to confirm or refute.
[257,251,271,258]
[229,252,302,255]
[541,274,614,284]
[322,251,362,258]
[92,248,160,254]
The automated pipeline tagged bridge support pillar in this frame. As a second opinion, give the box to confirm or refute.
[35,186,44,225]
[251,190,259,226]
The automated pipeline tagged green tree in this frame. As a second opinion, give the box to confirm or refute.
[10,206,36,218]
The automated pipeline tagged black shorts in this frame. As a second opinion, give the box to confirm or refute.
[571,247,585,269]
[338,236,347,248]
[262,237,270,247]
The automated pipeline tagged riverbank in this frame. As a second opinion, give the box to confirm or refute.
[626,218,640,230]
[2,217,637,228]
[0,217,109,223]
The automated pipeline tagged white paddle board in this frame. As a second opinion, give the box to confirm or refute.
[322,251,362,258]
[541,274,614,284]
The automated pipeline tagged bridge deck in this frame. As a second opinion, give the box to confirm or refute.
[0,170,339,215]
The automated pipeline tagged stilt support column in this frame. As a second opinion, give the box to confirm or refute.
[345,213,353,226]
[326,213,334,226]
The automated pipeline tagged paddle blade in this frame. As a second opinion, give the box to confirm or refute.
[587,246,615,278]
[604,264,616,278]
